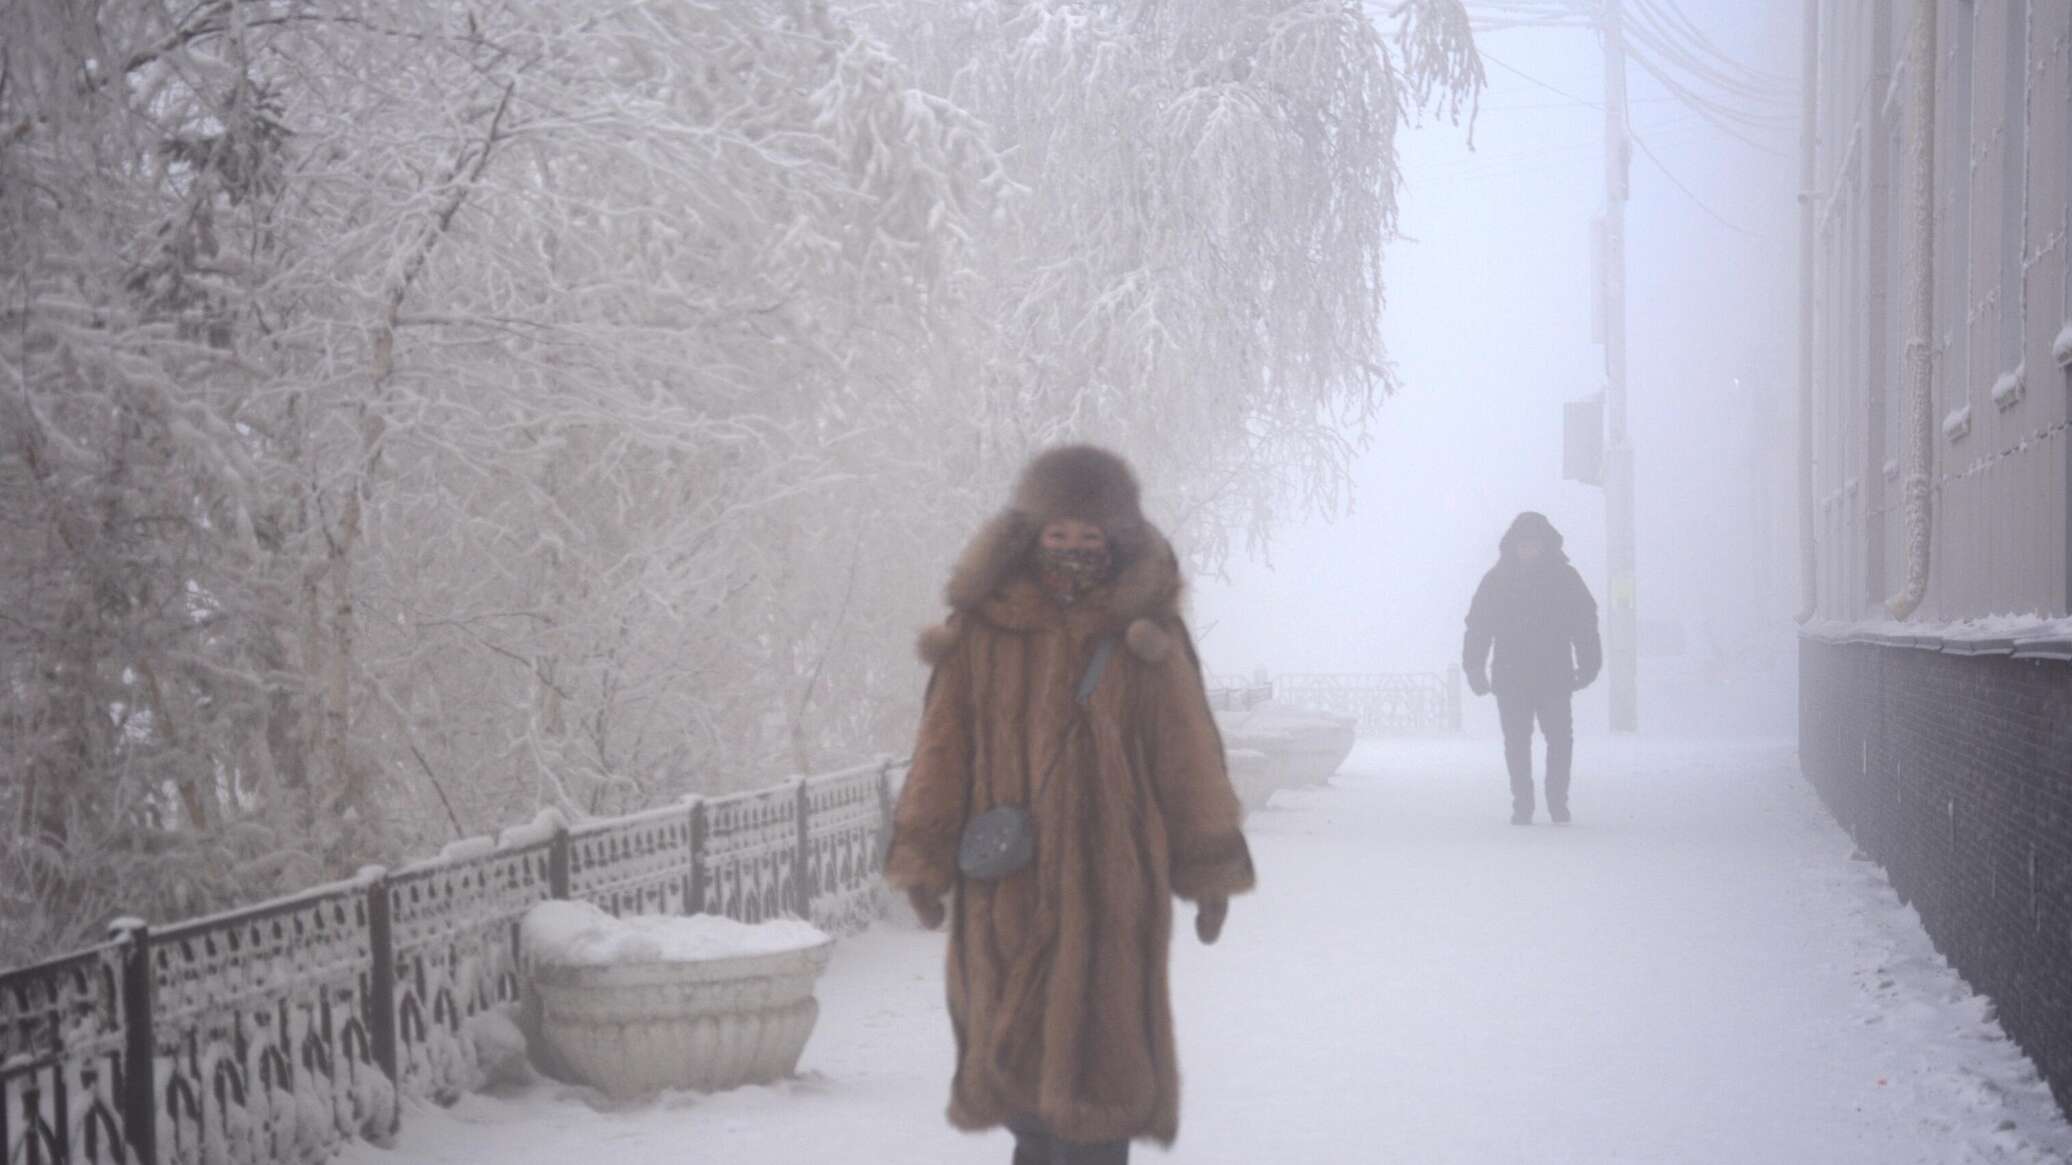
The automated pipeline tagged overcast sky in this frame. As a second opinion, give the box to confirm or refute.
[1191,0,1803,736]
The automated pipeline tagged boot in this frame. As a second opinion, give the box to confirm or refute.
[1057,1141,1130,1165]
[1011,1121,1051,1165]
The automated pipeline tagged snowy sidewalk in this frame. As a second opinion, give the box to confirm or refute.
[343,738,2072,1164]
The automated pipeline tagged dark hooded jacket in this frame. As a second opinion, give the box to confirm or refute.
[1463,512,1603,692]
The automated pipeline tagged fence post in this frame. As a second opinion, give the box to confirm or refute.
[685,798,707,916]
[793,778,812,919]
[109,919,156,1165]
[363,871,400,1136]
[547,819,571,901]
[876,760,897,866]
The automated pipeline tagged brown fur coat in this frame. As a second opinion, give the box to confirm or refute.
[885,515,1255,1146]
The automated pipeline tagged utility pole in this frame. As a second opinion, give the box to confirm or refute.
[1602,0,1639,733]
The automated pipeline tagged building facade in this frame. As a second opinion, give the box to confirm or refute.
[1798,0,2072,617]
[1809,0,2070,620]
[1802,0,2072,1117]
[1806,0,2063,621]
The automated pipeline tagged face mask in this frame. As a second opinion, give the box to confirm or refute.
[1038,545,1113,601]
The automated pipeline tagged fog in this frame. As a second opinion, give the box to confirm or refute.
[1195,0,1803,741]
[16,3,2072,1161]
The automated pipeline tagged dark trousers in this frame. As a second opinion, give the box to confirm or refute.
[1010,1120,1129,1165]
[1495,680,1574,813]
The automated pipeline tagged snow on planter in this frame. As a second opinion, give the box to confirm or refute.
[522,900,833,1099]
[1214,700,1358,809]
[1223,747,1277,813]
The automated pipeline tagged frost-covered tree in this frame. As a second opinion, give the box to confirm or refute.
[862,0,1481,565]
[1,0,315,951]
[267,0,1005,834]
[1,0,1475,959]
[1,0,1001,952]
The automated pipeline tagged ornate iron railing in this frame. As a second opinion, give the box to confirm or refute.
[1204,678,1275,712]
[0,941,137,1165]
[1270,670,1464,735]
[0,757,907,1165]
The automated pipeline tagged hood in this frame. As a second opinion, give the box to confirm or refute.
[1499,511,1568,564]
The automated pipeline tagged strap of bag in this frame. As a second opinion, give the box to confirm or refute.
[1076,637,1118,706]
[1032,635,1116,803]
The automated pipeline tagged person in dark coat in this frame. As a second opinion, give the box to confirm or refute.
[1462,512,1603,825]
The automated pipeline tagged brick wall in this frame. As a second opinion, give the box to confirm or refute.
[1800,635,2072,1110]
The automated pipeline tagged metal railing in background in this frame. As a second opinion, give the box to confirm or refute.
[1269,669,1464,736]
[0,758,905,1165]
[1204,677,1275,712]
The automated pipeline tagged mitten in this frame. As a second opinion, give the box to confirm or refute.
[908,887,946,931]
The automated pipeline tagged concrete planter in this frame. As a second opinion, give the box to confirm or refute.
[1217,702,1359,812]
[1225,747,1279,813]
[1273,719,1358,786]
[525,903,833,1098]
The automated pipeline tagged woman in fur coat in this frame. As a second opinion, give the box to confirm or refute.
[886,445,1256,1165]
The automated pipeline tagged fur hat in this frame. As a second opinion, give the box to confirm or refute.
[940,444,1153,612]
[923,444,1181,665]
[1010,444,1150,559]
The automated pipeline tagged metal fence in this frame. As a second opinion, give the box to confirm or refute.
[0,758,903,1165]
[1270,670,1464,736]
[1204,678,1275,712]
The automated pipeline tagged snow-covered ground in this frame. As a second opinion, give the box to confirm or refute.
[343,738,2072,1164]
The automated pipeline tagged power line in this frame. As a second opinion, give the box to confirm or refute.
[1420,112,1701,173]
[1480,50,1600,110]
[1480,95,1680,113]
[1624,18,1795,114]
[1625,42,1792,157]
[1475,37,1781,224]
[1620,0,1797,150]
[1415,118,1717,186]
[1650,0,1795,89]
[1466,0,1593,30]
[1629,129,1758,236]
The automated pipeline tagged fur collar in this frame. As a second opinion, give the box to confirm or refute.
[917,512,1182,667]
